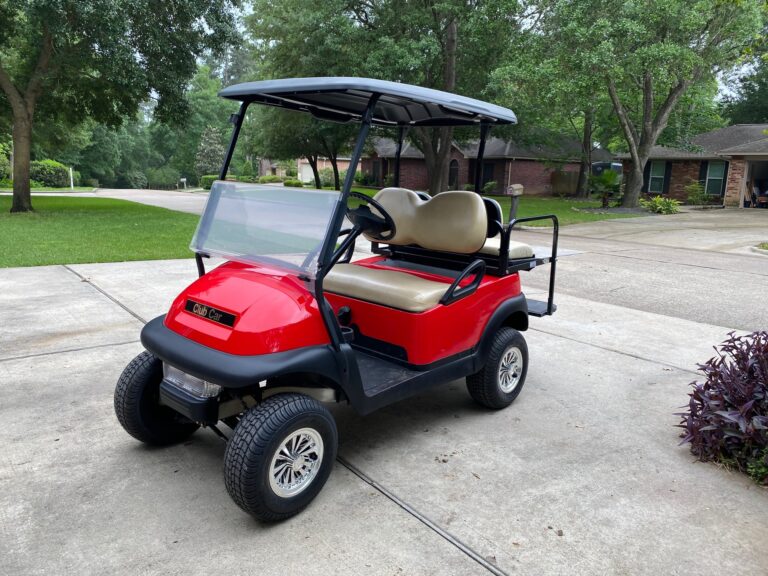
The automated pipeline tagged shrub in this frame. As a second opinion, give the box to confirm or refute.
[146,166,180,189]
[357,172,375,186]
[200,175,218,190]
[0,178,12,188]
[318,167,335,187]
[238,160,254,179]
[589,171,621,208]
[640,196,680,214]
[685,181,708,205]
[678,331,768,484]
[30,159,69,187]
[258,175,282,183]
[0,152,9,180]
[283,178,304,187]
[120,170,148,189]
[482,180,497,194]
[82,178,100,188]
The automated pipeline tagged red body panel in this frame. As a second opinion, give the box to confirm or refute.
[164,261,329,355]
[325,257,522,366]
[164,256,521,365]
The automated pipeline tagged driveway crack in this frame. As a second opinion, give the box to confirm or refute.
[62,265,147,324]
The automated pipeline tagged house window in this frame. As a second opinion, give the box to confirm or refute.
[705,161,726,196]
[648,160,666,194]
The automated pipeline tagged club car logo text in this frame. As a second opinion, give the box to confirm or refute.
[185,300,236,327]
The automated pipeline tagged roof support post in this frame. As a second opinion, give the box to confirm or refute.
[474,123,491,193]
[315,93,380,354]
[219,102,248,180]
[394,125,408,187]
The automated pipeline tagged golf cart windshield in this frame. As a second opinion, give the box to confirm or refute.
[191,181,339,277]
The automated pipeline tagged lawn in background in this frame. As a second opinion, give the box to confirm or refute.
[0,196,199,267]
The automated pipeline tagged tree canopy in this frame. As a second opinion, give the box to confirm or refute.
[0,0,239,211]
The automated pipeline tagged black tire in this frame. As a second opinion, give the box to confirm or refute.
[467,327,528,409]
[114,351,199,445]
[224,393,337,522]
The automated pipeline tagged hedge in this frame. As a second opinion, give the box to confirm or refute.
[200,175,218,190]
[30,159,69,187]
[283,179,304,187]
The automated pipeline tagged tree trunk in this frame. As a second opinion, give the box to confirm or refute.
[415,126,452,195]
[624,161,645,208]
[575,108,594,198]
[330,155,340,190]
[307,155,321,189]
[11,119,33,213]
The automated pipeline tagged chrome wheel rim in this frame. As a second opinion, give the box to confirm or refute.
[268,427,324,498]
[498,346,523,393]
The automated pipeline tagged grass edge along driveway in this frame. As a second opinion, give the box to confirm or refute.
[0,196,199,268]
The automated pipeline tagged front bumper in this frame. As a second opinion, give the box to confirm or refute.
[140,315,342,389]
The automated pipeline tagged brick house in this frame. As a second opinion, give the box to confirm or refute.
[361,137,612,195]
[617,124,768,207]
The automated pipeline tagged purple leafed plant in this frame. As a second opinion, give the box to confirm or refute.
[677,331,768,484]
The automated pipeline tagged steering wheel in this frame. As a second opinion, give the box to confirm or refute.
[346,192,396,242]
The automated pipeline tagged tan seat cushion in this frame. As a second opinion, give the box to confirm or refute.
[479,236,534,258]
[325,263,449,312]
[366,188,488,254]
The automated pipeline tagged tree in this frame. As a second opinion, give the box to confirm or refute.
[490,5,615,198]
[195,126,227,178]
[724,58,768,124]
[0,1,238,212]
[247,0,358,188]
[249,0,519,195]
[249,109,325,188]
[529,0,764,207]
[347,0,520,194]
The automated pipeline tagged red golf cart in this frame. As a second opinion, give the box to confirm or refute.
[114,78,558,521]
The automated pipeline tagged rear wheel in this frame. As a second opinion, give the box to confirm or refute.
[467,328,528,409]
[114,351,199,445]
[224,393,337,522]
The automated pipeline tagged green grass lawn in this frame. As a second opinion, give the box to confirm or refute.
[0,196,199,268]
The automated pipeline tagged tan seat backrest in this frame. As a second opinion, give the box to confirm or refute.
[364,187,487,254]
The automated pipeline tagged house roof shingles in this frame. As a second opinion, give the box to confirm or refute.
[617,124,768,161]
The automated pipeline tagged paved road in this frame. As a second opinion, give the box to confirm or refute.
[519,228,768,331]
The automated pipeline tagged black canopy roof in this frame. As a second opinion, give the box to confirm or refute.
[219,77,517,127]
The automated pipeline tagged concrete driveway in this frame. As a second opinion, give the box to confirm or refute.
[2,192,768,574]
[2,247,767,575]
[557,207,768,254]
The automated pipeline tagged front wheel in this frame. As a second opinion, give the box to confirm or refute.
[114,351,199,445]
[467,328,528,409]
[224,393,338,521]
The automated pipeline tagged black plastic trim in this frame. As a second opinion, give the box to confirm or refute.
[159,380,219,424]
[141,316,342,389]
[439,259,485,305]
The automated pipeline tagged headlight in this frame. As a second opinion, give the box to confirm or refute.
[163,364,222,398]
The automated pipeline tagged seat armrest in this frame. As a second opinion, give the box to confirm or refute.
[439,259,485,305]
